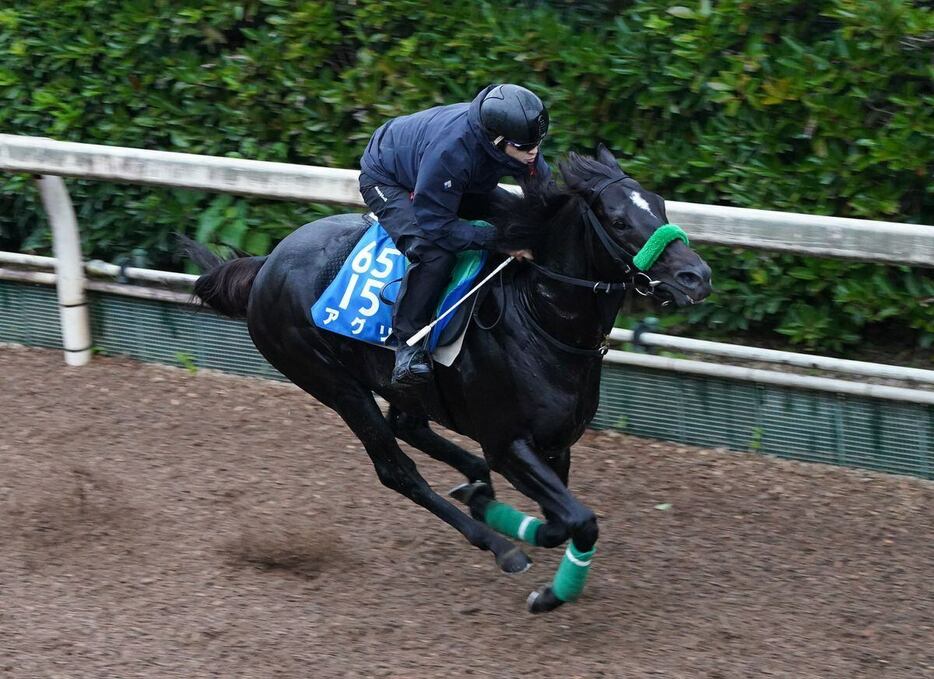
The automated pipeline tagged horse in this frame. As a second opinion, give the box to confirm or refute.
[186,144,712,613]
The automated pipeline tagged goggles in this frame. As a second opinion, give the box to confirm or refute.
[507,139,543,152]
[494,135,545,152]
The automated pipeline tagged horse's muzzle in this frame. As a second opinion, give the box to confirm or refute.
[658,261,713,306]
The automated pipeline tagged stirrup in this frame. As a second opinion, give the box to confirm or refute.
[391,344,432,385]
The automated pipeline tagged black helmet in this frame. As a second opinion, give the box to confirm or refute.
[479,84,549,150]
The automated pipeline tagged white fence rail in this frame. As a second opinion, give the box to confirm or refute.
[7,248,933,386]
[608,328,934,386]
[2,134,932,266]
[0,134,931,386]
[3,249,933,404]
[604,350,934,405]
[0,134,362,204]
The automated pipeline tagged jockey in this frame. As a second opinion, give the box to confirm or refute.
[359,83,551,387]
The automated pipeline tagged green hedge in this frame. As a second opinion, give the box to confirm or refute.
[1,0,931,353]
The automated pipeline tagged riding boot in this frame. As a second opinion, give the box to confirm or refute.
[387,237,456,387]
[391,339,433,386]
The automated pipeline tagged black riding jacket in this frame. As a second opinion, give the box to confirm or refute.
[360,85,551,252]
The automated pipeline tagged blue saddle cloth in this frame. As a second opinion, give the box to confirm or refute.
[310,222,488,352]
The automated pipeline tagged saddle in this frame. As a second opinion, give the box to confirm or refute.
[310,219,490,366]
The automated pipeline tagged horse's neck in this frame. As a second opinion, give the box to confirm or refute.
[517,215,612,348]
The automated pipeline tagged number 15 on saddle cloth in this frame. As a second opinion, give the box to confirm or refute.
[310,221,488,352]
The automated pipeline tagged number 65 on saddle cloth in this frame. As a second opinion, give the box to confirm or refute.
[310,221,488,359]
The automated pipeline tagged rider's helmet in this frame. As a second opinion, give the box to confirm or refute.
[479,84,549,151]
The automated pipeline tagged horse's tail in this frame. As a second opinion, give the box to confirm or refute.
[180,235,267,319]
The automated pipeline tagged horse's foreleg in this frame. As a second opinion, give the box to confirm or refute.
[494,439,598,614]
[456,447,572,548]
[386,406,492,486]
[532,447,574,547]
[335,396,530,574]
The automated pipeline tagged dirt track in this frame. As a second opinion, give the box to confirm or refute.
[2,344,932,678]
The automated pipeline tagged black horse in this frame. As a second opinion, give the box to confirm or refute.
[188,145,711,613]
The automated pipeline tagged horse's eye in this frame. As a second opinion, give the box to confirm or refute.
[613,219,630,230]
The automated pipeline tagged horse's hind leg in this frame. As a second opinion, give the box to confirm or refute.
[387,406,491,485]
[347,397,530,573]
[452,448,572,548]
[299,380,528,574]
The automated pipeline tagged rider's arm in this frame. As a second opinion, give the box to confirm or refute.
[413,147,497,252]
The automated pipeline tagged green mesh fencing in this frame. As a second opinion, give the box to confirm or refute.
[89,292,284,381]
[593,364,931,479]
[0,280,62,347]
[2,280,930,479]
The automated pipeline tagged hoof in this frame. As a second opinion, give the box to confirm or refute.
[449,481,494,520]
[527,585,565,614]
[496,545,532,574]
[449,481,493,505]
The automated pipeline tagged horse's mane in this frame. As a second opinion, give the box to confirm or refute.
[486,151,626,252]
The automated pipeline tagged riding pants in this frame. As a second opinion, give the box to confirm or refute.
[359,177,456,342]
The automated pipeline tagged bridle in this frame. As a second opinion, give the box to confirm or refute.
[526,175,665,300]
[509,175,684,357]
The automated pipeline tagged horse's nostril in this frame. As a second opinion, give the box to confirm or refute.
[676,270,705,290]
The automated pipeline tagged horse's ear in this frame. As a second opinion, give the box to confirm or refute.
[596,143,619,170]
[559,153,585,189]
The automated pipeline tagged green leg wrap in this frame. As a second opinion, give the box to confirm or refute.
[551,542,596,602]
[483,500,544,546]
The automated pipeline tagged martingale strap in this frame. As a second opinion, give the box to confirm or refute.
[633,224,689,272]
[507,284,611,357]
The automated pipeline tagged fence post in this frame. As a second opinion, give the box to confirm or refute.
[35,175,91,366]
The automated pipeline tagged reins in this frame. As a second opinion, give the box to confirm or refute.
[482,175,690,357]
[526,260,626,294]
[527,176,690,300]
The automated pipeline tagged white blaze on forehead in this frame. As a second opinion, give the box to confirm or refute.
[628,190,656,218]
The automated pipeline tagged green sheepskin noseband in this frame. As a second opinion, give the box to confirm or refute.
[632,224,689,272]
